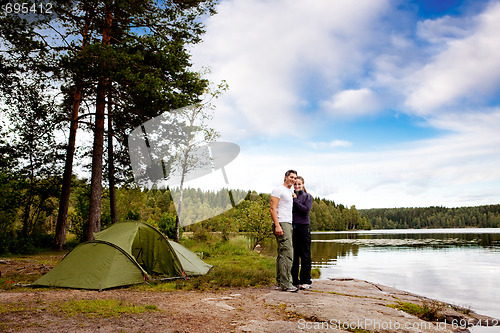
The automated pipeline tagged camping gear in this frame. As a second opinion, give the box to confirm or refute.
[33,221,211,290]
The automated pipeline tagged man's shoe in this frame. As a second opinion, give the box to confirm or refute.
[282,285,298,292]
[299,284,312,290]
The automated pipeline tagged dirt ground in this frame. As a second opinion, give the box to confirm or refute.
[0,287,295,333]
[1,258,500,333]
[0,257,294,333]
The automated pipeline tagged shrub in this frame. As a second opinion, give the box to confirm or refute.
[157,213,179,239]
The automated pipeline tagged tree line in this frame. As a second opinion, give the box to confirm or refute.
[2,173,500,254]
[360,205,500,229]
[309,198,372,231]
[0,179,370,253]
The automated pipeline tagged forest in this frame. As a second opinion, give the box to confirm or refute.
[359,205,500,229]
[0,176,372,253]
[1,0,221,253]
[2,170,499,255]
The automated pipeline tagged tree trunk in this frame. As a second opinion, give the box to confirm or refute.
[55,85,82,250]
[86,4,113,240]
[21,151,36,238]
[54,6,93,250]
[174,149,190,242]
[107,89,117,224]
[174,180,184,242]
[21,179,34,238]
[87,80,106,240]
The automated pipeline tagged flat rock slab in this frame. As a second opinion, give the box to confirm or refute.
[260,279,499,333]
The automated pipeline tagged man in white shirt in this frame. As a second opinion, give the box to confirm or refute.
[270,169,298,292]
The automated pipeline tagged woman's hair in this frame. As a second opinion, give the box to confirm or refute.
[296,176,307,193]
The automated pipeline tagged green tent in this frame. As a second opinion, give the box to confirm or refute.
[33,221,212,290]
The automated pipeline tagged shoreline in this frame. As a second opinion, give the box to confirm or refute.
[1,278,499,332]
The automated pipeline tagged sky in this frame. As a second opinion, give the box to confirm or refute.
[186,0,500,209]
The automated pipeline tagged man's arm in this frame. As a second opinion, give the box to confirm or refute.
[270,196,283,236]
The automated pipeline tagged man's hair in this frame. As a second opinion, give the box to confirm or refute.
[284,169,297,181]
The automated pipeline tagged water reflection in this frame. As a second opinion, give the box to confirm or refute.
[312,241,359,267]
[313,229,500,245]
[309,228,500,319]
[311,229,500,265]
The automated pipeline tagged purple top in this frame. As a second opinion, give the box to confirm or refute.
[292,190,313,225]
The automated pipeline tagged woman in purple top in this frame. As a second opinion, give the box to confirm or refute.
[291,176,313,289]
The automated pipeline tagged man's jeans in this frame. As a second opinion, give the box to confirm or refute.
[273,222,293,289]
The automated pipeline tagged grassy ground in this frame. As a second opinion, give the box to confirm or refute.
[135,234,277,291]
[0,234,277,292]
[0,234,281,322]
[1,233,320,293]
[0,252,65,290]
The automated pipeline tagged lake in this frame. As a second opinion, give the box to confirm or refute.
[311,228,500,323]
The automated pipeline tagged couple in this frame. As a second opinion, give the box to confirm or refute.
[270,169,313,292]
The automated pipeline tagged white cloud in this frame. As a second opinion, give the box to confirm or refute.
[321,88,381,117]
[416,16,472,44]
[192,0,391,139]
[308,139,353,150]
[219,108,500,208]
[405,2,500,114]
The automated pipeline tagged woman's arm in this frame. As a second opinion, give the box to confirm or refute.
[293,193,313,213]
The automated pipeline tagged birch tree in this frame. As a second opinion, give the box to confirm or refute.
[169,78,227,241]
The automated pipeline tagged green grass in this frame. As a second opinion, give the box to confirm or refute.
[0,302,29,314]
[136,235,276,291]
[1,298,159,319]
[0,252,65,290]
[56,299,159,318]
[346,328,373,333]
[387,301,442,321]
[181,234,252,257]
[311,267,321,279]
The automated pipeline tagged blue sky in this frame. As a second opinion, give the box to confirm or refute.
[189,0,500,209]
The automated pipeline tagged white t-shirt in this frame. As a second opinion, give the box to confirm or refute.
[271,185,294,223]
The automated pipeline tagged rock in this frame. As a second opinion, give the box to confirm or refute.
[261,279,499,333]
